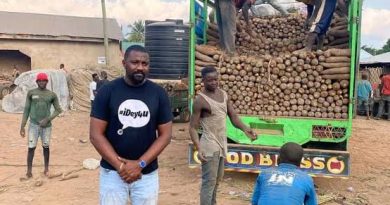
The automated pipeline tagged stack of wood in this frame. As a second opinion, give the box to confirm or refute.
[194,44,351,119]
[324,14,349,50]
[206,22,220,47]
[206,14,349,56]
[236,15,306,57]
[194,44,222,90]
[195,14,352,119]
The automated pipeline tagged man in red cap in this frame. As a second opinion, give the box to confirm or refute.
[20,72,62,179]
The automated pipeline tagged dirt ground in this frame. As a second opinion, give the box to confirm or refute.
[0,110,389,205]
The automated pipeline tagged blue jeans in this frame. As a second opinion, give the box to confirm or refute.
[28,123,52,148]
[309,0,337,35]
[357,98,370,113]
[100,168,159,205]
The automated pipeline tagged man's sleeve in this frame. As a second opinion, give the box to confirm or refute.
[49,93,63,120]
[90,84,111,121]
[157,88,173,125]
[251,173,262,205]
[304,176,318,205]
[21,91,32,128]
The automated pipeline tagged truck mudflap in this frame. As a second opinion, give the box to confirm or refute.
[188,143,350,178]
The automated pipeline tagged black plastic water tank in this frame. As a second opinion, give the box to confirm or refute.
[145,20,190,79]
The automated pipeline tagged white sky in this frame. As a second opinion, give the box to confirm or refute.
[0,0,388,48]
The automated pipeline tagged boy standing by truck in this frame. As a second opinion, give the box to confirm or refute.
[189,66,257,205]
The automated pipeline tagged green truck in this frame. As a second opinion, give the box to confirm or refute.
[188,0,363,178]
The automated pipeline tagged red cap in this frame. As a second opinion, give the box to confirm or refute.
[36,73,48,81]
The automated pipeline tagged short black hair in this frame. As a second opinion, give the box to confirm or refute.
[201,66,217,79]
[361,73,368,80]
[60,63,64,68]
[92,73,98,78]
[279,142,303,166]
[124,45,148,60]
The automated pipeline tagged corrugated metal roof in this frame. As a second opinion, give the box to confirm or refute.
[0,11,123,41]
[360,49,373,60]
[360,51,390,65]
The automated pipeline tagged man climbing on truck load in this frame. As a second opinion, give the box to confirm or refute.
[251,142,317,205]
[214,0,263,55]
[214,0,238,55]
[235,0,255,32]
[20,72,62,180]
[189,66,257,205]
[297,0,337,51]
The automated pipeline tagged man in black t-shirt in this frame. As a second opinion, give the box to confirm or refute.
[90,45,173,205]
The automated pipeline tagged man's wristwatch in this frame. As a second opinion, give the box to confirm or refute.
[138,160,147,169]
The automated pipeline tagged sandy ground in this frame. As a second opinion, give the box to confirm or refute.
[0,110,389,205]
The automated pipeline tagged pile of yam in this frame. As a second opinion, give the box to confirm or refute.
[195,13,351,119]
[194,48,351,119]
[206,14,349,56]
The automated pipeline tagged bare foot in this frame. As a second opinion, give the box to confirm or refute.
[366,116,370,120]
[44,170,49,177]
[19,173,33,181]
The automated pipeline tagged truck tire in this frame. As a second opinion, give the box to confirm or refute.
[0,87,10,99]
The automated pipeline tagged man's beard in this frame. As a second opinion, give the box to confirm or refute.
[129,72,146,85]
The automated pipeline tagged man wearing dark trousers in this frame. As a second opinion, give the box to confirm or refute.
[215,0,238,55]
[190,66,257,205]
[235,0,255,32]
[298,0,337,51]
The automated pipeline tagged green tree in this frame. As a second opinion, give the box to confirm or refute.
[380,38,390,54]
[361,45,378,55]
[126,20,145,42]
[362,38,390,55]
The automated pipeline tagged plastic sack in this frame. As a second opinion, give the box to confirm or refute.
[1,69,69,113]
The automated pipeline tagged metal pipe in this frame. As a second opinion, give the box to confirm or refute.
[101,0,110,66]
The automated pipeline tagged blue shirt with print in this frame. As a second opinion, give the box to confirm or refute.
[357,80,372,101]
[91,78,173,174]
[251,163,317,205]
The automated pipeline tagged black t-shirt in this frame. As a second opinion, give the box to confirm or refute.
[97,79,109,91]
[91,78,173,174]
